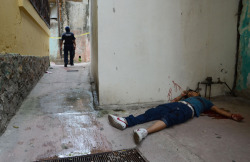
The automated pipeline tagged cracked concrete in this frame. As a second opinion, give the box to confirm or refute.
[0,63,249,162]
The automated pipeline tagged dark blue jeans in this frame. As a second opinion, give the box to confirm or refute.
[125,102,193,128]
[64,45,74,65]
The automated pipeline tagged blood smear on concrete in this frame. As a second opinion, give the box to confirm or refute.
[201,109,230,119]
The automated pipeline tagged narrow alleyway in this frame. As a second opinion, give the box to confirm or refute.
[0,63,250,162]
[0,63,112,161]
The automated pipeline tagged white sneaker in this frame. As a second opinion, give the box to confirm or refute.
[108,114,127,130]
[133,128,148,144]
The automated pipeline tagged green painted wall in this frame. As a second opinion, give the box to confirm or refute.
[238,0,250,90]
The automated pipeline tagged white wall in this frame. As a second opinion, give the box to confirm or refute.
[49,4,59,61]
[95,0,239,106]
[49,19,59,60]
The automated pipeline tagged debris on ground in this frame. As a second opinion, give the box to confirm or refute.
[45,71,52,74]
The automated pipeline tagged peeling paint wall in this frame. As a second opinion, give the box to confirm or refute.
[93,0,239,106]
[53,0,90,62]
[237,0,250,92]
[67,1,90,62]
[49,4,60,61]
[0,0,50,56]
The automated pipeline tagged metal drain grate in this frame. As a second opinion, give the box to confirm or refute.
[67,70,79,72]
[37,148,148,162]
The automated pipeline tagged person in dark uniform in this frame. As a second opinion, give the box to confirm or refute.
[60,26,76,67]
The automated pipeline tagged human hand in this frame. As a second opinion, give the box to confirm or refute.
[231,114,244,122]
[181,91,187,97]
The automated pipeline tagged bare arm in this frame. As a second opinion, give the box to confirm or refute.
[171,91,187,102]
[73,40,76,49]
[60,39,63,49]
[211,106,244,122]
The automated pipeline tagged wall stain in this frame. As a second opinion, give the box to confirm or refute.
[237,0,250,90]
[172,81,182,92]
[167,88,172,101]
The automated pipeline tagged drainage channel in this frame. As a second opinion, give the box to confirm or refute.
[37,148,148,162]
[67,70,79,72]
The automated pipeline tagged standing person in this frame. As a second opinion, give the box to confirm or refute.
[108,90,244,144]
[60,26,76,67]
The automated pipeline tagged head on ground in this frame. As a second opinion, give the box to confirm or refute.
[186,89,200,98]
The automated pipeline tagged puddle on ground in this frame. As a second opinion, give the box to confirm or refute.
[39,89,94,113]
[34,112,112,160]
[34,87,112,159]
[55,112,112,158]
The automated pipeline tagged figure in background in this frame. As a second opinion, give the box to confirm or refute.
[60,26,76,67]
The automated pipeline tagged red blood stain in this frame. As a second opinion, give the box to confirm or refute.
[172,81,183,92]
[167,88,172,101]
[201,108,231,119]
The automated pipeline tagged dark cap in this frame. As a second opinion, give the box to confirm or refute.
[65,26,70,32]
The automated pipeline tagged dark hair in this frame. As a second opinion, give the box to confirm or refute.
[188,89,196,92]
[65,26,70,32]
[183,89,201,98]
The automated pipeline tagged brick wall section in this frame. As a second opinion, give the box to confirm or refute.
[0,54,49,134]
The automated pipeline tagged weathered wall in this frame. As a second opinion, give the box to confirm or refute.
[0,0,50,56]
[94,0,239,106]
[237,0,250,97]
[0,0,50,134]
[49,4,60,61]
[67,1,90,62]
[90,0,99,95]
[54,0,90,63]
[0,54,49,134]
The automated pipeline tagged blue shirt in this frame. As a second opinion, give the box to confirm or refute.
[182,97,214,117]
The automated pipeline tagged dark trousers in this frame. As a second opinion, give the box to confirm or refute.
[64,45,74,65]
[125,102,193,128]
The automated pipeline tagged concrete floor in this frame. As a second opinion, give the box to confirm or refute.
[0,63,249,162]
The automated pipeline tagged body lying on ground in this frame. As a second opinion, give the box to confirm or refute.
[108,90,244,144]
